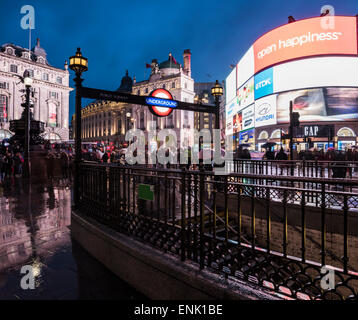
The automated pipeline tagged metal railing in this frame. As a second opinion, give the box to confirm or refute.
[78,162,358,300]
[230,159,358,179]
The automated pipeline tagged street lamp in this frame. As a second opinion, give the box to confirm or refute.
[211,80,223,131]
[23,69,33,179]
[69,48,88,209]
[126,112,131,131]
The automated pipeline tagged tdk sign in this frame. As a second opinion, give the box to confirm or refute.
[146,97,178,108]
[254,68,273,100]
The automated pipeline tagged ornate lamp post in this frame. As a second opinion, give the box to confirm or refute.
[126,112,131,132]
[211,80,223,131]
[23,70,33,179]
[69,48,88,208]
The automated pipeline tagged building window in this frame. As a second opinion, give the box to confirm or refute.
[337,127,355,137]
[10,65,18,73]
[145,88,148,94]
[163,83,166,89]
[166,113,173,128]
[49,91,59,99]
[172,82,175,88]
[0,82,8,89]
[258,131,269,140]
[140,112,145,130]
[184,82,187,89]
[42,73,49,81]
[0,95,8,122]
[270,130,282,139]
[56,77,62,84]
[28,69,34,77]
[137,90,140,95]
[48,102,57,127]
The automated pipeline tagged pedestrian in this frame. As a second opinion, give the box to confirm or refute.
[13,152,23,177]
[0,154,4,183]
[102,152,109,163]
[60,151,69,179]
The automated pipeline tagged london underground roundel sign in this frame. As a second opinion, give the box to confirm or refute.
[146,89,176,117]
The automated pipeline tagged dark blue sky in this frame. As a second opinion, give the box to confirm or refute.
[1,0,358,121]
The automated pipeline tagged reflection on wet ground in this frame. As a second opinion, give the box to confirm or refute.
[0,178,147,300]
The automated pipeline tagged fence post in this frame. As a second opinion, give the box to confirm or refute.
[181,167,186,261]
[199,168,205,270]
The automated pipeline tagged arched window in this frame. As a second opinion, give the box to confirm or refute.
[258,131,268,140]
[270,129,282,139]
[337,127,355,137]
[0,95,8,122]
[43,132,62,142]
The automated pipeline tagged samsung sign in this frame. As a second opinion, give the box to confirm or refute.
[254,67,273,99]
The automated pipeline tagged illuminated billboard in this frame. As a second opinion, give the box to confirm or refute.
[233,111,242,134]
[254,67,273,99]
[225,67,237,104]
[237,77,254,110]
[273,56,358,93]
[276,87,358,123]
[253,16,357,74]
[241,104,255,131]
[255,94,277,127]
[225,15,358,139]
[237,46,255,88]
[239,128,255,148]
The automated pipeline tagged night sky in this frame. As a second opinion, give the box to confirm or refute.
[1,0,358,122]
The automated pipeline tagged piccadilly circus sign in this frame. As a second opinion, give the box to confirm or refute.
[146,88,177,117]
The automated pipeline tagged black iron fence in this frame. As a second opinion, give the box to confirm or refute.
[230,159,358,179]
[78,161,358,300]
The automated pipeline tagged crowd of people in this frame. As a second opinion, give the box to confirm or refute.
[2,137,358,182]
[0,140,76,184]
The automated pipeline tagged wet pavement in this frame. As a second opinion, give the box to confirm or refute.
[0,177,147,300]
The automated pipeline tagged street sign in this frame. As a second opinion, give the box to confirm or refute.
[147,89,175,117]
[138,184,154,201]
[79,86,217,113]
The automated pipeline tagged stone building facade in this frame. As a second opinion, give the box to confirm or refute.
[77,50,197,148]
[0,39,72,142]
[131,50,195,148]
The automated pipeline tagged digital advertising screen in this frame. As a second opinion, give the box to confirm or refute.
[239,128,255,147]
[241,104,255,131]
[273,56,358,93]
[225,67,237,104]
[253,16,358,74]
[276,87,358,123]
[325,87,358,121]
[255,94,277,127]
[237,77,254,110]
[233,111,242,134]
[237,46,255,89]
[277,88,326,123]
[254,67,273,100]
